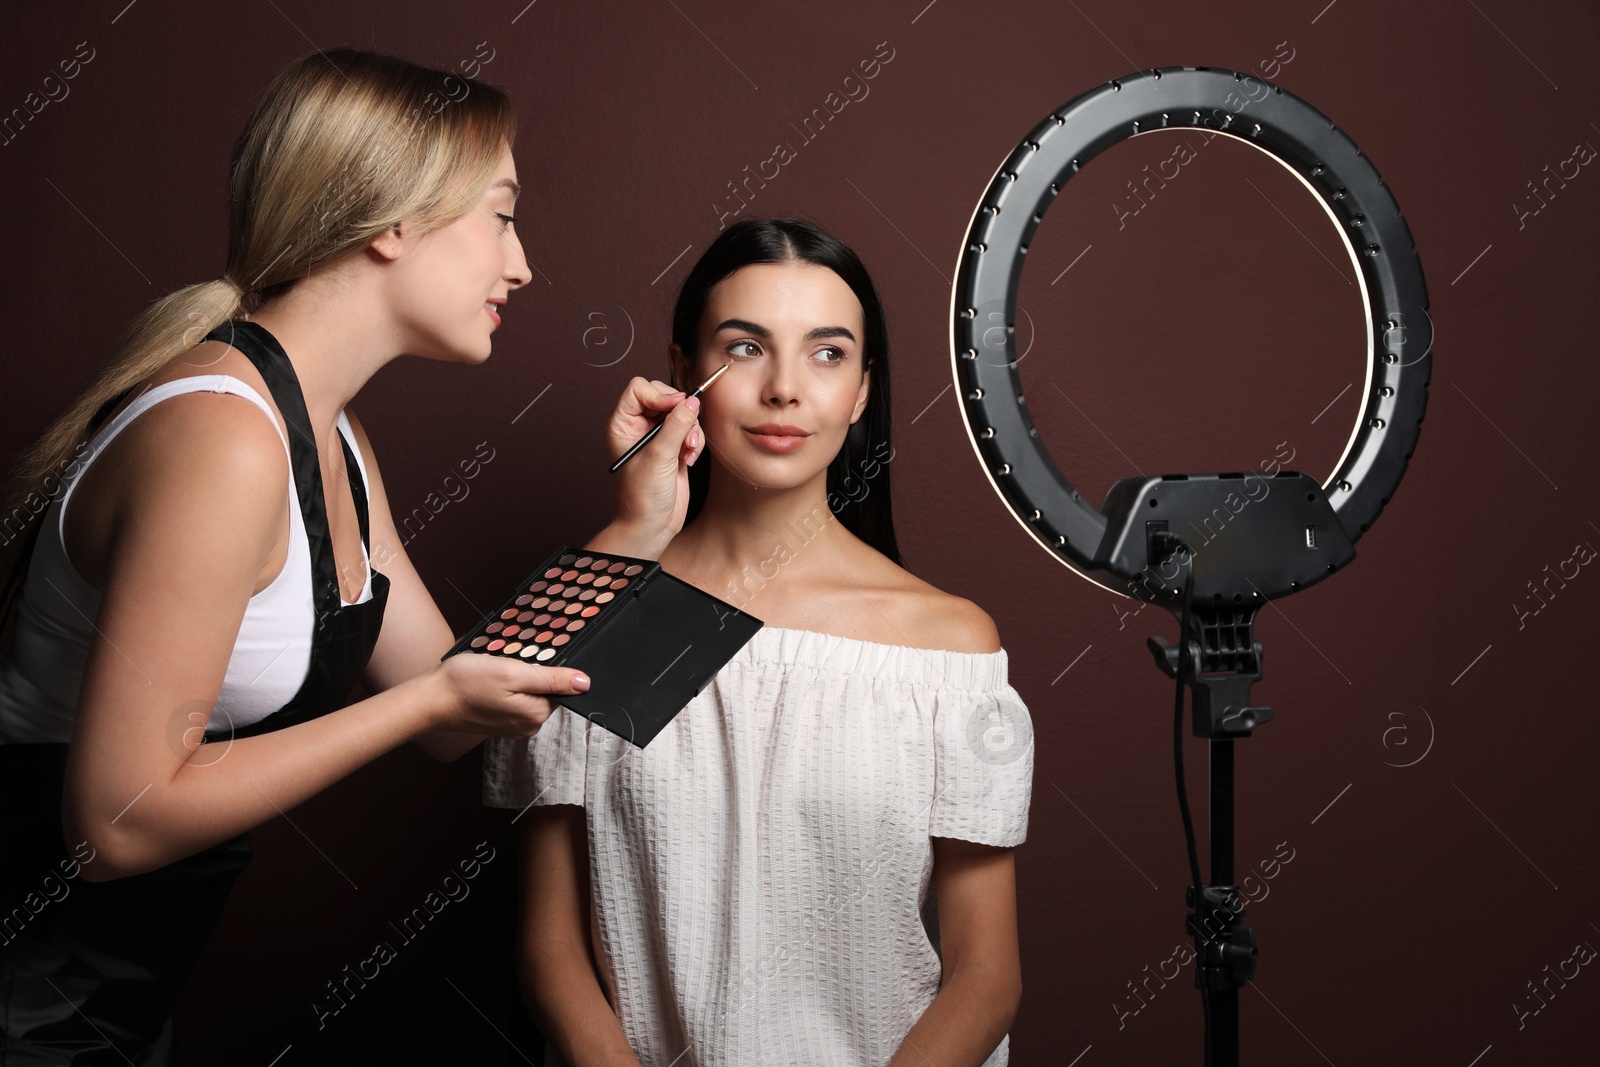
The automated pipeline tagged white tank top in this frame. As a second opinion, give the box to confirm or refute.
[0,375,374,744]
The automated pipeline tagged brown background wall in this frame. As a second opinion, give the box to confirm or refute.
[3,1,1598,1063]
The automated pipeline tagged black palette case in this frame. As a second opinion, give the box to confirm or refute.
[444,547,762,747]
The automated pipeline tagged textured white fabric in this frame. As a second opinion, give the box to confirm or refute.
[0,376,373,744]
[484,626,1034,1067]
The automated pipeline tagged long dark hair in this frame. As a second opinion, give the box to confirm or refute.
[671,217,900,564]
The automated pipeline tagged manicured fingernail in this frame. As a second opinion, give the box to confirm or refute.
[685,396,701,413]
[573,673,590,691]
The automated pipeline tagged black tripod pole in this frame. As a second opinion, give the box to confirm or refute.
[1205,737,1238,1064]
[1150,604,1272,1067]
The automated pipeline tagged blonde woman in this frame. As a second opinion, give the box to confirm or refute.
[0,49,702,1063]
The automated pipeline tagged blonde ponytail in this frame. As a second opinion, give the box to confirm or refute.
[0,277,242,551]
[114,274,244,377]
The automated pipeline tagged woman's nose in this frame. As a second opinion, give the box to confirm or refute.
[504,230,533,288]
[762,355,801,406]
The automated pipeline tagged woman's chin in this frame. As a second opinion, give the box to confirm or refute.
[710,450,833,493]
[446,339,496,365]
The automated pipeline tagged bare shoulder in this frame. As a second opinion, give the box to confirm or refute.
[107,387,289,516]
[125,379,283,460]
[115,342,285,462]
[67,384,289,589]
[848,548,1002,654]
[905,585,1002,654]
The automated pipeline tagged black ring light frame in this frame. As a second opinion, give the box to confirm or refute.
[950,67,1430,1065]
[953,65,1429,601]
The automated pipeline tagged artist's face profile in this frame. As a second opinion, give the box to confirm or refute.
[380,142,531,365]
[677,262,870,493]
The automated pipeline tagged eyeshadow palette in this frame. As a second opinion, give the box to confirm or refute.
[444,546,762,747]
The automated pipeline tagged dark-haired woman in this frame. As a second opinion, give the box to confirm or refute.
[0,49,701,1064]
[486,219,1035,1066]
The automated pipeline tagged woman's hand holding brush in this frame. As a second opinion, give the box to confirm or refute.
[588,376,712,559]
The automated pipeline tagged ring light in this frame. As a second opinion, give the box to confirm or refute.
[951,68,1432,1067]
[951,66,1431,605]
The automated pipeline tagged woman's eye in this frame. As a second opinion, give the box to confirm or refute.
[813,346,846,366]
[494,212,518,229]
[727,341,762,359]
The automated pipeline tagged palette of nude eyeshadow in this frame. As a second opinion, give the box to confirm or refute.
[443,547,762,747]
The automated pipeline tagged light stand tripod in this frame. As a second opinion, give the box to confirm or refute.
[949,67,1432,1063]
[1104,468,1354,1066]
[1150,591,1269,1066]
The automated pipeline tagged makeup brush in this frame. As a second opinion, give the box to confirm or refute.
[609,363,730,473]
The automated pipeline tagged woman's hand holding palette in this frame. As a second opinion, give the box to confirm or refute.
[444,547,761,747]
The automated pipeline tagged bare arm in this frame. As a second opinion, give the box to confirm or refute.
[62,395,580,880]
[889,839,1023,1067]
[345,381,700,761]
[343,410,487,763]
[517,805,641,1066]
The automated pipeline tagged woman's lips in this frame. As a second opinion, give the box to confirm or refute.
[483,303,502,327]
[743,427,811,453]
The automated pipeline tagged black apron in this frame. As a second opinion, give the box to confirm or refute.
[0,320,391,1064]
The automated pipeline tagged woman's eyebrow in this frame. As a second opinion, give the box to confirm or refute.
[714,318,770,337]
[490,177,521,199]
[713,320,857,343]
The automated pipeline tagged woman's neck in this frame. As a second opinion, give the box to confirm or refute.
[245,281,400,436]
[672,464,855,584]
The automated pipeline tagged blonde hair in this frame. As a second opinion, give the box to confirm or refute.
[2,48,515,544]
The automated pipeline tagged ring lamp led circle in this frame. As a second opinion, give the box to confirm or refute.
[951,67,1431,598]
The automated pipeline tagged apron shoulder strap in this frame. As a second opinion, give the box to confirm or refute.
[335,427,373,550]
[201,320,369,618]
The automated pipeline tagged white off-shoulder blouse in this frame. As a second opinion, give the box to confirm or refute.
[483,626,1035,1067]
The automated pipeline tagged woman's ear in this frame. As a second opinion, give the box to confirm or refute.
[668,343,693,393]
[850,362,872,425]
[370,222,405,262]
